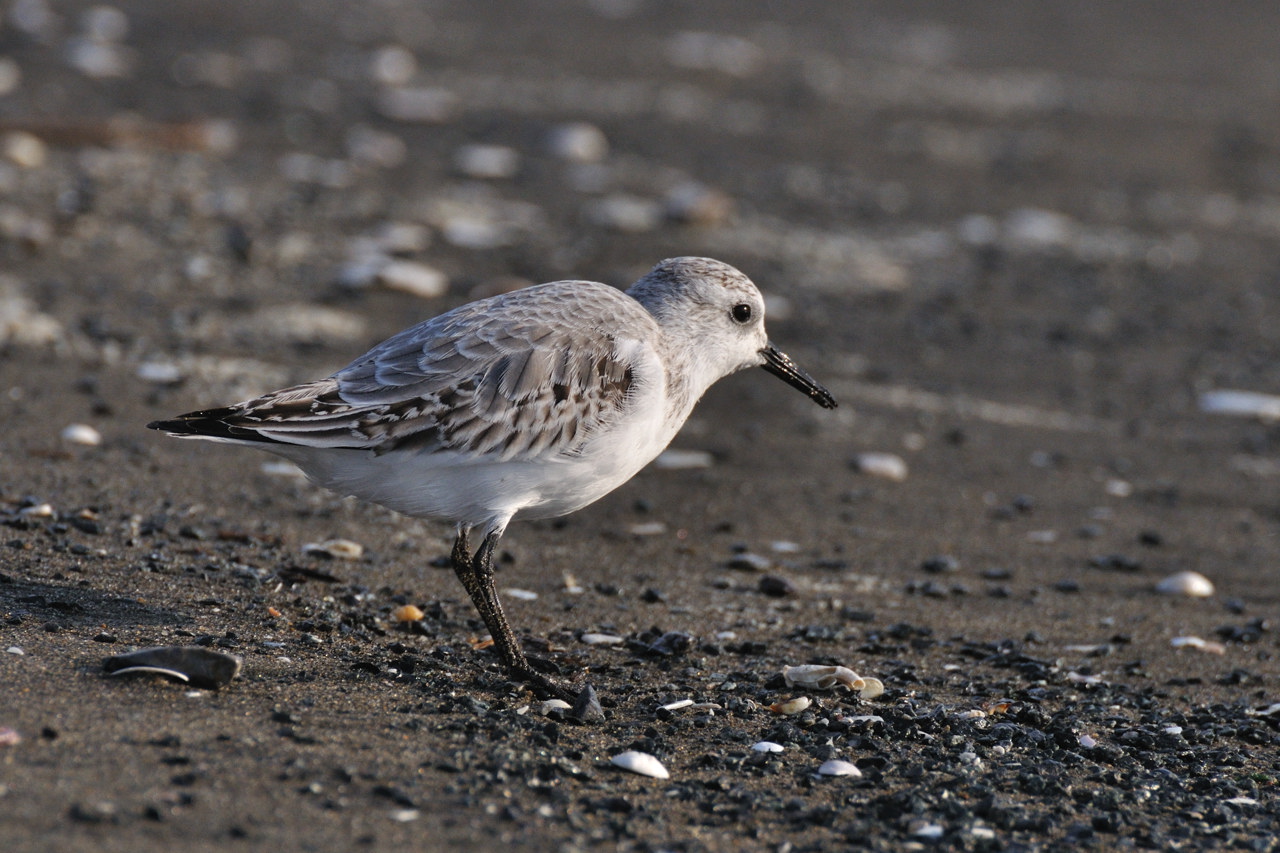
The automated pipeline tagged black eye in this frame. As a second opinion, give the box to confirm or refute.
[731,303,752,324]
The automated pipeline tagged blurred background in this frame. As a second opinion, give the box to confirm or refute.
[3,0,1278,422]
[4,6,1280,849]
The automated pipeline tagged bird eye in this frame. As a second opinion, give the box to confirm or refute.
[730,303,753,324]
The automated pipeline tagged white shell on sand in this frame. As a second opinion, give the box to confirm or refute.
[1155,570,1214,597]
[610,750,669,779]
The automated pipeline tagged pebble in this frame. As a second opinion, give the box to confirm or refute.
[654,449,714,469]
[665,31,763,77]
[454,144,519,179]
[2,132,47,169]
[377,86,456,123]
[0,278,62,345]
[102,646,242,689]
[1155,570,1214,597]
[758,575,796,597]
[376,260,448,299]
[664,182,734,226]
[727,552,771,571]
[628,521,667,536]
[391,605,424,623]
[852,452,909,482]
[816,759,862,777]
[369,45,417,86]
[0,58,20,96]
[610,750,669,779]
[546,122,609,163]
[1199,390,1280,422]
[751,741,785,753]
[60,423,102,446]
[136,361,184,384]
[586,194,662,233]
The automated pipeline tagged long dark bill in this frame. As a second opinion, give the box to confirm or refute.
[760,343,838,409]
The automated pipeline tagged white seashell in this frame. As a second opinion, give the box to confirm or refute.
[858,677,886,700]
[18,503,54,519]
[1170,635,1225,654]
[660,699,695,711]
[911,823,945,839]
[610,750,669,779]
[580,632,624,645]
[388,808,420,823]
[1078,734,1098,748]
[751,741,784,753]
[817,759,862,777]
[782,664,865,692]
[503,588,538,601]
[769,696,811,715]
[1155,570,1214,597]
[540,699,572,715]
[853,452,908,482]
[302,539,364,560]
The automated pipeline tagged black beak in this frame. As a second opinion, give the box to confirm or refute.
[760,343,837,409]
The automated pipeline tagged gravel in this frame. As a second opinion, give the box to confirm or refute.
[2,2,1280,852]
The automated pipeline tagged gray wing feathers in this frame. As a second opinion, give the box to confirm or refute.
[208,282,654,461]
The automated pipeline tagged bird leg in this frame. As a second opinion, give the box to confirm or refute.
[450,529,577,703]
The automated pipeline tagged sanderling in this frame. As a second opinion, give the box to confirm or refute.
[149,256,836,702]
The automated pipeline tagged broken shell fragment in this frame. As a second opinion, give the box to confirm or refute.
[857,676,886,700]
[782,664,865,692]
[302,539,364,560]
[103,646,241,689]
[610,750,670,779]
[769,696,812,715]
[817,759,862,777]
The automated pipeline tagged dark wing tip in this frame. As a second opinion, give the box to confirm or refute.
[147,408,279,444]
